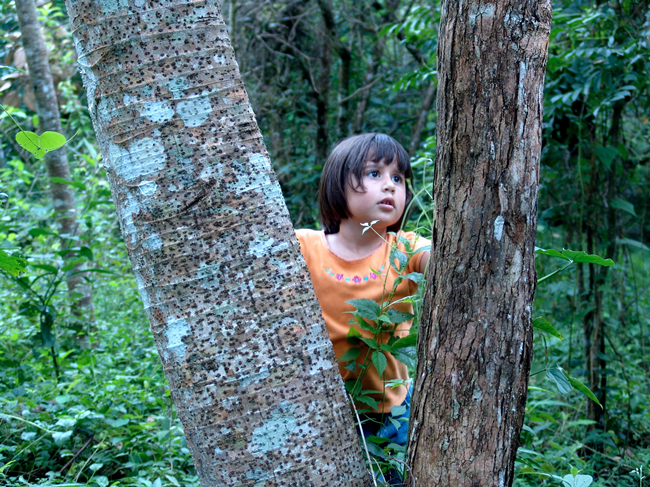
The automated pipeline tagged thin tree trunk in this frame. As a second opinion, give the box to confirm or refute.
[15,0,94,346]
[316,0,351,139]
[408,79,436,157]
[66,0,368,484]
[407,1,552,485]
[316,33,332,163]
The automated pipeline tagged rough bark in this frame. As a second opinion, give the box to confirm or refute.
[15,0,94,343]
[66,0,368,484]
[407,1,552,485]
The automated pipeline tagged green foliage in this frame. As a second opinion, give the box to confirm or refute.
[0,0,649,485]
[15,130,67,160]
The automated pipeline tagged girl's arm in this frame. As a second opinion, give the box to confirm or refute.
[419,251,430,274]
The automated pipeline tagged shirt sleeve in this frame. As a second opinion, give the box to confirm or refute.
[402,231,431,274]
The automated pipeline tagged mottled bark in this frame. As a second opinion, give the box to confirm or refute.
[407,1,552,485]
[66,0,368,484]
[15,0,94,344]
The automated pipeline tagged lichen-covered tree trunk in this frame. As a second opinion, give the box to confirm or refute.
[407,1,552,485]
[66,0,368,484]
[15,0,94,344]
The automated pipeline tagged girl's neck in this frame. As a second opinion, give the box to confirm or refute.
[325,219,388,261]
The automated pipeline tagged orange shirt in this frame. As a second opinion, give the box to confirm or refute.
[295,229,430,413]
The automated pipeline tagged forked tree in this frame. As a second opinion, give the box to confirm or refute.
[65,0,368,484]
[407,0,552,485]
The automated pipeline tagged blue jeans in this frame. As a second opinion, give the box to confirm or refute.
[360,387,412,486]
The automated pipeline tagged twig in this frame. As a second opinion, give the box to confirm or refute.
[60,435,94,475]
[337,74,384,104]
[349,393,379,487]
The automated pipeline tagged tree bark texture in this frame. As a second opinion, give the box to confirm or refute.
[66,0,368,484]
[407,1,552,485]
[15,0,94,337]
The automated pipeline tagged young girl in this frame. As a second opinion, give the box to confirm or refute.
[295,133,430,459]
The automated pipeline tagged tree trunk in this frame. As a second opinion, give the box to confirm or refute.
[15,0,94,346]
[408,79,436,157]
[407,1,552,485]
[66,0,368,484]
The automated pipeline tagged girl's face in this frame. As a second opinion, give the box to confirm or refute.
[345,158,406,232]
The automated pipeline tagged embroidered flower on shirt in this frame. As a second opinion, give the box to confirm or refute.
[325,267,385,283]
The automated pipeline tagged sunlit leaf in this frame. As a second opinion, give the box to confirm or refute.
[0,249,26,276]
[532,317,563,340]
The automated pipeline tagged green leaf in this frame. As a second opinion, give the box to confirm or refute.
[389,247,408,272]
[16,130,67,159]
[561,474,593,487]
[40,318,55,348]
[532,317,563,340]
[537,247,614,267]
[50,176,86,191]
[16,131,44,158]
[350,317,375,332]
[392,347,416,369]
[343,361,357,372]
[356,395,380,412]
[346,325,362,345]
[40,131,66,150]
[371,351,387,377]
[567,375,602,408]
[360,337,379,350]
[387,308,414,324]
[391,333,418,350]
[30,263,58,274]
[610,198,636,216]
[535,247,571,261]
[79,246,94,260]
[28,228,52,237]
[338,347,361,363]
[561,249,614,266]
[546,366,572,394]
[346,298,381,321]
[52,430,73,445]
[0,249,27,276]
[401,272,423,284]
[594,146,618,169]
[521,424,536,436]
[617,238,649,251]
[391,405,407,417]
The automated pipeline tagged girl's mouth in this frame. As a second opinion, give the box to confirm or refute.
[378,198,395,208]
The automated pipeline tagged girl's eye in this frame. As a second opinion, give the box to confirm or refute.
[392,174,402,184]
[368,170,380,178]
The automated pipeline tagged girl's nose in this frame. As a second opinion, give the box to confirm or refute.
[383,178,396,192]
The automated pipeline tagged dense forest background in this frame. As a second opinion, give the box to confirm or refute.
[0,0,648,485]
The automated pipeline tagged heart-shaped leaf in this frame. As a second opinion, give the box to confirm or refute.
[16,130,67,159]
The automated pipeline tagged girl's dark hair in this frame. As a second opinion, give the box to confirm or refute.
[318,133,413,234]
